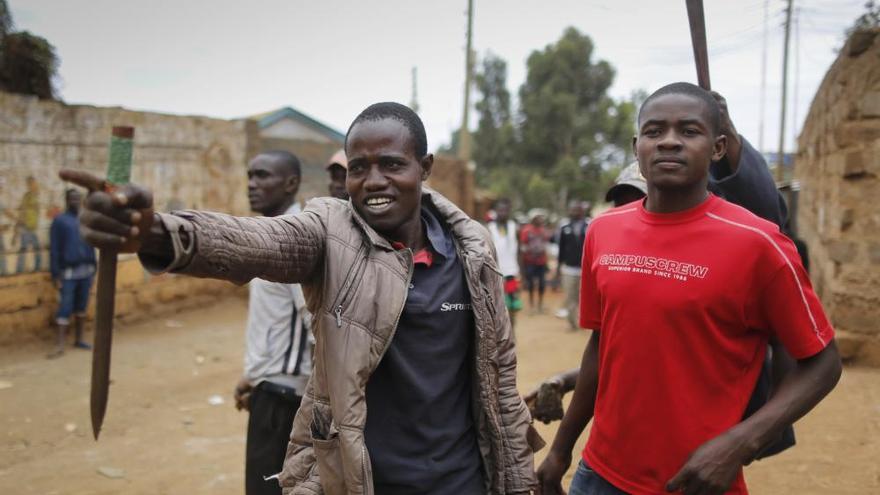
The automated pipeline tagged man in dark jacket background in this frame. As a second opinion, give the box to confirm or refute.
[48,188,96,358]
[553,200,590,330]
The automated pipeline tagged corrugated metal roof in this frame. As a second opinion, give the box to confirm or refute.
[247,107,345,143]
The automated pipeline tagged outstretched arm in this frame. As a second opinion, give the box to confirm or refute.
[61,169,326,285]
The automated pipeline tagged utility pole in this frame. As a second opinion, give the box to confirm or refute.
[758,0,769,152]
[458,0,474,161]
[410,67,419,113]
[792,7,800,148]
[776,0,794,182]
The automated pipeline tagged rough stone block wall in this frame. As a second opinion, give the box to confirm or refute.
[0,259,243,346]
[0,91,255,344]
[426,154,476,217]
[795,28,880,366]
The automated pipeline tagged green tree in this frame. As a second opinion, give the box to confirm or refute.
[517,27,635,207]
[0,0,12,39]
[0,0,59,100]
[472,53,516,183]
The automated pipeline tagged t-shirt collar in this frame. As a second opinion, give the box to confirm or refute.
[390,207,453,267]
[636,193,718,225]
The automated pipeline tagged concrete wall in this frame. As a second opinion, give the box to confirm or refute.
[795,29,880,366]
[0,91,256,344]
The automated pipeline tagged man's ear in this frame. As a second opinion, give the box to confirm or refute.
[631,135,638,157]
[420,154,434,181]
[711,134,728,162]
[285,174,301,195]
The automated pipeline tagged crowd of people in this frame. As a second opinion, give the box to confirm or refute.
[54,82,841,495]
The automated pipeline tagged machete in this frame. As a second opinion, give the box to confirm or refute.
[90,126,134,440]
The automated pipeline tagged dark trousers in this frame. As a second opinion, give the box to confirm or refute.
[246,382,302,495]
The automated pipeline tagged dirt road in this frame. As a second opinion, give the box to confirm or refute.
[1,292,877,494]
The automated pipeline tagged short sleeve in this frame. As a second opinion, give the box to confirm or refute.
[751,235,834,359]
[578,228,602,330]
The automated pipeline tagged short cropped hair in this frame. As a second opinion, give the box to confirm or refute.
[638,82,721,135]
[261,150,301,177]
[346,102,428,159]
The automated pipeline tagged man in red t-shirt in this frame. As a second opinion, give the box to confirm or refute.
[537,82,841,495]
[519,210,551,313]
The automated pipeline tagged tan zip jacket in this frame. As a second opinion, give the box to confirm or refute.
[149,188,541,494]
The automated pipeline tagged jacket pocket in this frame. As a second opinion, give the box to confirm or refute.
[330,244,368,328]
[313,435,347,495]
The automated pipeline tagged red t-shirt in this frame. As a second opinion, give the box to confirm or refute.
[519,224,550,266]
[578,194,833,495]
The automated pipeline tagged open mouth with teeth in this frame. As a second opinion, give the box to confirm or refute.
[364,196,395,212]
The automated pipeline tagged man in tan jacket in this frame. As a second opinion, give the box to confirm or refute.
[63,102,539,495]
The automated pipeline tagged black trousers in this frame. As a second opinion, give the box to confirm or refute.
[246,382,303,495]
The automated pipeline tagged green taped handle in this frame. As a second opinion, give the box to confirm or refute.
[106,127,134,185]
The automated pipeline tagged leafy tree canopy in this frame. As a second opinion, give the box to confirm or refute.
[445,27,641,212]
[0,0,59,100]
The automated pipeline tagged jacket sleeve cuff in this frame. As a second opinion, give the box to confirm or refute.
[138,213,196,274]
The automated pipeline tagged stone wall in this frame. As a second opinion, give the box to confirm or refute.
[0,91,256,344]
[426,154,476,217]
[795,28,880,366]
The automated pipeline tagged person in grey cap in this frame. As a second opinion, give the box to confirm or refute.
[604,161,648,207]
[325,149,348,200]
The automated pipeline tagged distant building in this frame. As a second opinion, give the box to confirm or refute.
[249,107,345,201]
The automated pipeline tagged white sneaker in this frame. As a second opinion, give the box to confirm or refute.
[554,308,569,319]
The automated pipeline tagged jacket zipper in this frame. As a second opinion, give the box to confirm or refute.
[361,250,413,495]
[454,243,501,491]
[361,444,373,495]
[333,245,368,327]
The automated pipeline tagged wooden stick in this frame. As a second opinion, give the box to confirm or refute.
[686,0,711,91]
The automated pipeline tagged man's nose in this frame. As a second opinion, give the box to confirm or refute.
[657,130,682,149]
[363,165,388,190]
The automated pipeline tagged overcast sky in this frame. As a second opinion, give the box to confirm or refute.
[11,0,867,155]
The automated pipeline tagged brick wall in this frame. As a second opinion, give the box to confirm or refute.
[426,154,476,217]
[795,28,880,366]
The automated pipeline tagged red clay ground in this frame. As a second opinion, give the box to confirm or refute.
[1,292,877,494]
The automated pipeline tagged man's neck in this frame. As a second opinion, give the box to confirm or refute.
[645,185,708,214]
[389,214,427,252]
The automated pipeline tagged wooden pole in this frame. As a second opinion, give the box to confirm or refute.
[458,0,474,161]
[777,0,794,182]
[759,0,769,152]
[686,0,711,91]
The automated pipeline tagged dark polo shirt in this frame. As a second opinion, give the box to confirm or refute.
[363,206,484,494]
